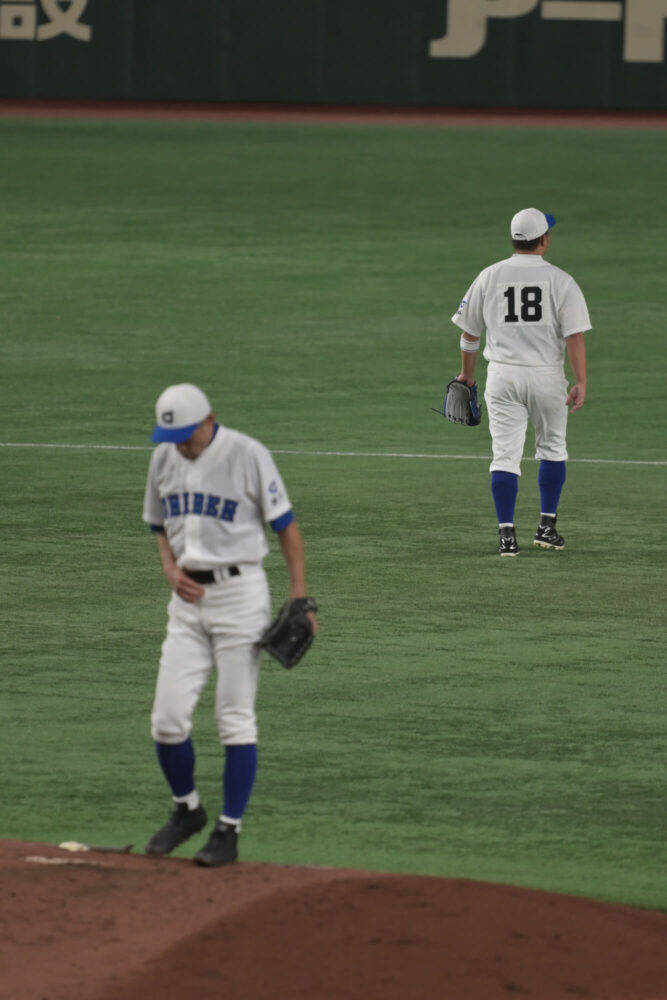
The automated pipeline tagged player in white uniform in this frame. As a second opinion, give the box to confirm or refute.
[142,383,318,866]
[451,208,591,555]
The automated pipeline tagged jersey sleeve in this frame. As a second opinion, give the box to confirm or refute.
[250,442,292,525]
[142,451,164,527]
[451,274,486,337]
[559,277,592,338]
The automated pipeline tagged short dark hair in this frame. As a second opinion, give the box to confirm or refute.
[512,236,541,251]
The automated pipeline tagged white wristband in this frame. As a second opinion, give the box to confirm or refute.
[460,334,480,353]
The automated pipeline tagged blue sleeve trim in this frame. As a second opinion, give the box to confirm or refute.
[270,509,294,533]
[149,524,165,533]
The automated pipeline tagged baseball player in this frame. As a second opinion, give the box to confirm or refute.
[142,383,318,866]
[451,208,591,555]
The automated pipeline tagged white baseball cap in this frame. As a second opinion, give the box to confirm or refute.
[151,383,212,443]
[511,207,556,241]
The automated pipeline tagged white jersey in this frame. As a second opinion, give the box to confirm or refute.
[451,254,591,366]
[142,425,292,570]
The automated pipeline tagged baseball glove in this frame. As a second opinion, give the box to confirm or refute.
[441,378,482,426]
[259,597,318,669]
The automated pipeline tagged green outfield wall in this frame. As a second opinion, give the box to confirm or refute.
[1,0,666,110]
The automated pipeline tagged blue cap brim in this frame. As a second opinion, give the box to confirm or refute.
[151,421,200,444]
[545,213,556,229]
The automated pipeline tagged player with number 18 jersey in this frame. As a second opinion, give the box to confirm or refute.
[450,208,592,556]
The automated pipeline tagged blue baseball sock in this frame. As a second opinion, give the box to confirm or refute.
[223,744,258,823]
[491,470,519,524]
[155,738,196,798]
[538,460,566,515]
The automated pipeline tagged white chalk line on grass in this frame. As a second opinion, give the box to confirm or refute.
[0,441,665,466]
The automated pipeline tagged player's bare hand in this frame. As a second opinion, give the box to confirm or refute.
[566,383,586,412]
[176,578,206,602]
[166,567,206,602]
[306,611,319,636]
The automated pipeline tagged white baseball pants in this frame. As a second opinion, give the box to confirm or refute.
[151,565,271,746]
[484,362,569,476]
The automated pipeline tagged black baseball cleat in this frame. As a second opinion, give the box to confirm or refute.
[498,525,520,557]
[145,803,208,856]
[533,514,565,550]
[192,820,239,867]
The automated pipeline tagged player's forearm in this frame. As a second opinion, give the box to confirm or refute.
[459,332,480,385]
[155,530,205,600]
[277,520,308,598]
[565,332,587,385]
[156,531,178,577]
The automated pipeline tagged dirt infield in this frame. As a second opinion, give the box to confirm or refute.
[0,98,666,129]
[2,840,666,1000]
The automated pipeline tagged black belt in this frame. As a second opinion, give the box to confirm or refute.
[185,567,240,584]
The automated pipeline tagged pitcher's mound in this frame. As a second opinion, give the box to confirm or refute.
[2,839,666,1000]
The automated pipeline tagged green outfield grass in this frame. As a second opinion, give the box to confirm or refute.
[0,115,665,909]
